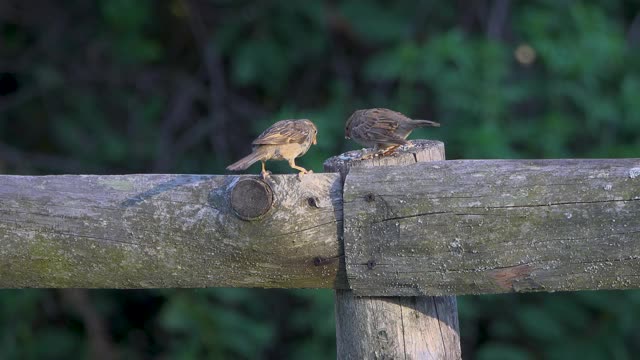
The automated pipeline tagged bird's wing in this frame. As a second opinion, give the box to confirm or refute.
[252,120,310,145]
[356,109,407,143]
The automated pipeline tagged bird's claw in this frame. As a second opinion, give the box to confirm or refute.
[296,170,312,181]
[260,170,272,180]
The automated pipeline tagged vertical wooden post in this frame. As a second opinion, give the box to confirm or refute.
[325,140,461,359]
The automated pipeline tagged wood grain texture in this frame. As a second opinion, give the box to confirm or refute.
[0,173,346,288]
[334,291,460,360]
[326,140,461,360]
[343,158,640,296]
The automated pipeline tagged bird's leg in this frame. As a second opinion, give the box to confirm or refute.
[260,161,271,180]
[288,159,311,180]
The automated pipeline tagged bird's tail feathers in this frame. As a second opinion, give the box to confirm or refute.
[227,151,262,171]
[413,119,441,127]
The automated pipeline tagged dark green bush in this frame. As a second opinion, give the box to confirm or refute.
[1,0,639,358]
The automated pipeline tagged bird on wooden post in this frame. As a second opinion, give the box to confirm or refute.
[345,108,440,158]
[227,119,318,179]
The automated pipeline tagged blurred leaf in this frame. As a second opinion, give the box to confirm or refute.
[232,39,287,91]
[101,0,151,31]
[339,1,409,44]
[515,306,567,342]
[476,343,533,360]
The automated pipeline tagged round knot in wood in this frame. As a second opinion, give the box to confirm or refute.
[230,178,274,221]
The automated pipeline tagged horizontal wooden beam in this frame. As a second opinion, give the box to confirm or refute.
[1,158,639,295]
[343,159,640,296]
[0,174,345,288]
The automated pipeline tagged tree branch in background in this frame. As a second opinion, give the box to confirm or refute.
[487,0,510,40]
[152,75,200,172]
[173,117,219,155]
[628,12,640,47]
[184,0,231,163]
[60,289,118,360]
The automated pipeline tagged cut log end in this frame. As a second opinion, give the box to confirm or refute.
[324,140,445,180]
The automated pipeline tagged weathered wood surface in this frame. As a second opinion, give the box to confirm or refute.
[335,293,459,359]
[326,140,462,360]
[0,174,345,288]
[343,158,640,296]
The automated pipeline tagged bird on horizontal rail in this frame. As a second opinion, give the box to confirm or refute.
[227,119,318,179]
[345,108,440,158]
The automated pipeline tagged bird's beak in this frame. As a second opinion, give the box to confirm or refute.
[313,137,317,145]
[345,136,350,140]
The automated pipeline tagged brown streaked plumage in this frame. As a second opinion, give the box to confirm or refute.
[227,119,318,179]
[345,108,440,157]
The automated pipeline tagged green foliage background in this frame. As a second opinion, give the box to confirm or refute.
[1,0,640,358]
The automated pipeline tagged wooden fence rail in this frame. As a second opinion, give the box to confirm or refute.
[0,149,638,296]
[344,158,640,296]
[0,173,344,288]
